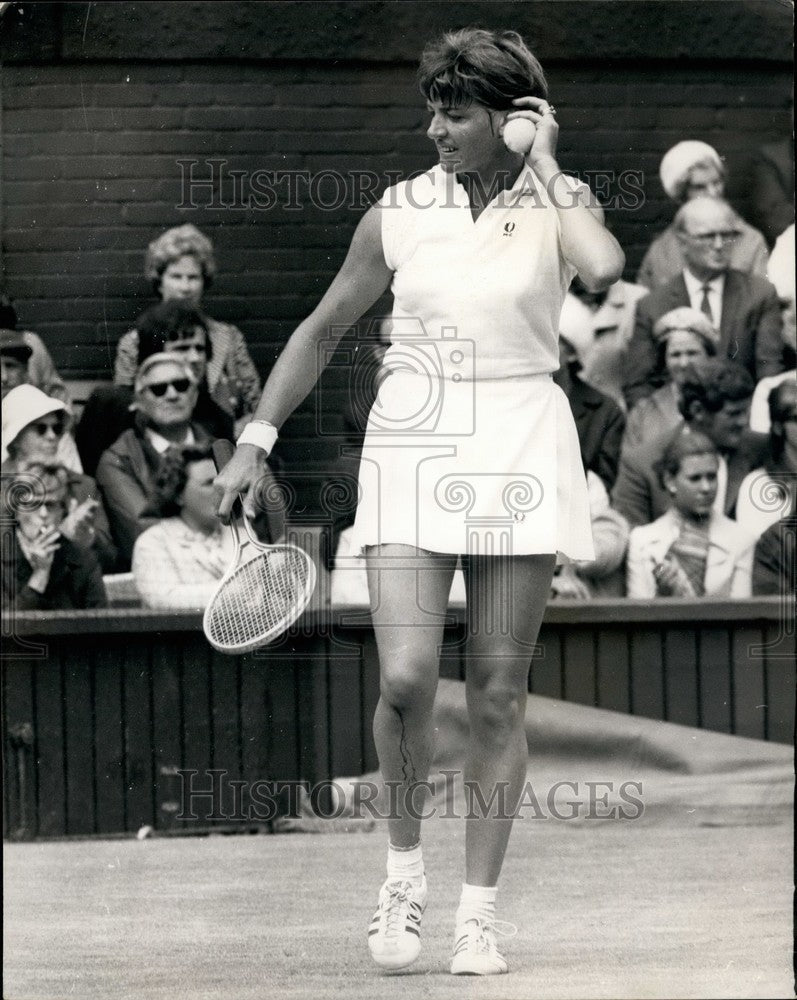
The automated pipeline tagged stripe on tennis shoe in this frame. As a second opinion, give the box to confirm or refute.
[453,933,470,954]
[449,917,513,976]
[367,877,427,970]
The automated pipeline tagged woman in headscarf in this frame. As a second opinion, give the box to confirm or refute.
[622,306,719,450]
[637,140,768,290]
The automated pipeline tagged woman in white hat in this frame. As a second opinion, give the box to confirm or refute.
[637,140,769,290]
[2,384,117,571]
[622,306,720,451]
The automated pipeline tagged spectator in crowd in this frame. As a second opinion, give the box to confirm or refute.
[553,333,626,492]
[131,446,232,610]
[132,445,286,609]
[623,307,719,452]
[637,141,768,290]
[750,137,795,249]
[96,353,212,568]
[613,359,767,528]
[752,508,796,596]
[550,471,629,598]
[749,224,796,433]
[0,293,68,403]
[1,461,107,610]
[1,327,32,399]
[766,222,797,362]
[624,197,784,408]
[1,329,82,473]
[736,380,797,540]
[626,431,755,598]
[113,224,261,429]
[76,300,234,475]
[136,301,234,436]
[2,384,117,571]
[557,274,648,410]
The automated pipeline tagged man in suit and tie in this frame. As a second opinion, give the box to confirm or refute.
[612,358,767,529]
[623,197,784,409]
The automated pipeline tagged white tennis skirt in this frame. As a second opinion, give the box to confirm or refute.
[348,369,594,562]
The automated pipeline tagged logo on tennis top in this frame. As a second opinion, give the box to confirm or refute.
[503,222,516,236]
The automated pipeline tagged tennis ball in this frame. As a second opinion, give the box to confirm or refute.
[503,118,536,155]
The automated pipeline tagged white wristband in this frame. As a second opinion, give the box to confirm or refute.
[236,420,278,456]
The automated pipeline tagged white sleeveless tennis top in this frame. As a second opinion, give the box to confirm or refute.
[380,163,583,381]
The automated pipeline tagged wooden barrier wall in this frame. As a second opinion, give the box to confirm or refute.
[2,599,794,840]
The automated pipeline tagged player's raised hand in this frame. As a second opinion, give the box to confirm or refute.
[507,96,559,165]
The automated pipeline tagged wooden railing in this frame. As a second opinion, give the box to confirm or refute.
[2,598,794,840]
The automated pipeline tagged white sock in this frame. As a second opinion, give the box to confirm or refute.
[456,883,497,925]
[386,842,424,884]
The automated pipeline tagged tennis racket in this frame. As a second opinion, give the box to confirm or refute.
[203,439,317,654]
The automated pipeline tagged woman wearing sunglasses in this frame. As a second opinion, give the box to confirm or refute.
[96,353,213,568]
[1,384,117,571]
[1,460,107,611]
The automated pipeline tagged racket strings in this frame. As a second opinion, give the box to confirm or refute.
[205,548,312,649]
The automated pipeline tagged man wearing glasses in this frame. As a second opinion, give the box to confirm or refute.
[96,353,212,568]
[624,197,785,408]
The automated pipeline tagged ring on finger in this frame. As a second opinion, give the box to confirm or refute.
[544,104,557,116]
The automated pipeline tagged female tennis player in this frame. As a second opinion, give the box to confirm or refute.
[215,27,624,976]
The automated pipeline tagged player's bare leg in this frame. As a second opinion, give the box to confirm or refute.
[365,543,456,970]
[451,552,556,975]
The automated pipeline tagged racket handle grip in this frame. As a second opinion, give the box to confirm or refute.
[212,438,236,473]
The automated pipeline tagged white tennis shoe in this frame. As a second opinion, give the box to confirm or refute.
[367,876,427,970]
[450,916,515,975]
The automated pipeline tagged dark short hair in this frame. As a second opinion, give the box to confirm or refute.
[149,444,214,516]
[418,27,547,110]
[678,359,754,420]
[0,329,32,364]
[0,293,18,330]
[767,379,797,464]
[654,430,718,490]
[136,300,211,366]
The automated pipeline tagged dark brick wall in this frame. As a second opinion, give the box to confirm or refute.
[1,1,791,64]
[1,1,792,466]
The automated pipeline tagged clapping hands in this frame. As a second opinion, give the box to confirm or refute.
[59,497,98,549]
[653,557,697,597]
